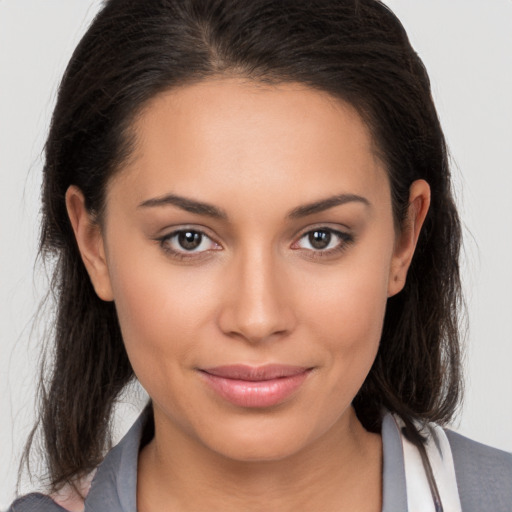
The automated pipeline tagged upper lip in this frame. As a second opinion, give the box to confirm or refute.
[200,364,311,381]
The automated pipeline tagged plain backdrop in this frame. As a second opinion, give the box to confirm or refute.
[1,0,511,507]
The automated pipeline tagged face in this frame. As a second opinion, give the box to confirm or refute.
[68,78,428,462]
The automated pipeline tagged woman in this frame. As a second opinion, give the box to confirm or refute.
[8,0,512,511]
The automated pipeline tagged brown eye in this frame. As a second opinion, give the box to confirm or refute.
[293,227,354,256]
[178,231,203,251]
[159,228,220,258]
[308,230,331,250]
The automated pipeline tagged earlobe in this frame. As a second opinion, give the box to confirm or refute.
[65,186,114,301]
[387,179,431,297]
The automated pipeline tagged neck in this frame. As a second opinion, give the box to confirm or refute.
[137,407,382,512]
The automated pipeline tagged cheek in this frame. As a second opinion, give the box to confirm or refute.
[104,238,220,384]
[107,258,226,431]
[300,248,391,341]
[296,244,392,387]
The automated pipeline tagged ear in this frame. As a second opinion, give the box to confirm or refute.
[65,186,114,301]
[387,179,431,297]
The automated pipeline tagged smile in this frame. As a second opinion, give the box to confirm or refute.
[199,364,312,408]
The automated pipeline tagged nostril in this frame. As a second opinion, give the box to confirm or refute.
[218,305,296,344]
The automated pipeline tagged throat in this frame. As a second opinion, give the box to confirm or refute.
[136,414,382,512]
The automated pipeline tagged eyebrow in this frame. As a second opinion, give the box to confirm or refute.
[138,194,228,219]
[287,194,371,219]
[138,192,370,220]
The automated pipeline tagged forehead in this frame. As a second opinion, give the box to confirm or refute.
[108,77,389,214]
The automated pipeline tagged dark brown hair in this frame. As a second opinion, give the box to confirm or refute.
[25,0,463,492]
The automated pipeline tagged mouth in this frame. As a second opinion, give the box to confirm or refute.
[198,364,313,408]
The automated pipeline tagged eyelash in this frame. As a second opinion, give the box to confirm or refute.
[292,228,355,259]
[156,227,354,261]
[157,228,221,260]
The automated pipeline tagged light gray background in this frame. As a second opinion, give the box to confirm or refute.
[1,0,511,507]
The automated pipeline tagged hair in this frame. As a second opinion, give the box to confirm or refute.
[24,0,463,493]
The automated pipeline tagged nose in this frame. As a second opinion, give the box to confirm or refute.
[217,248,297,344]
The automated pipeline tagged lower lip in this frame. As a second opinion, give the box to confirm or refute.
[200,370,311,408]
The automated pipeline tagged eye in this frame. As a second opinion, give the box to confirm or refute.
[159,229,220,257]
[292,227,354,255]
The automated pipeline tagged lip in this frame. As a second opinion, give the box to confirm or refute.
[199,364,312,408]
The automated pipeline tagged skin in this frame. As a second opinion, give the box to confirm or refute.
[67,78,430,511]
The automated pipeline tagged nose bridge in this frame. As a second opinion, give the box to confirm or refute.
[218,241,294,343]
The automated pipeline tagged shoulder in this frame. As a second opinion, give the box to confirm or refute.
[6,493,69,512]
[6,471,94,512]
[7,408,152,512]
[446,429,512,510]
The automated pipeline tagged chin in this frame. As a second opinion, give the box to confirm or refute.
[191,406,346,464]
[209,429,312,463]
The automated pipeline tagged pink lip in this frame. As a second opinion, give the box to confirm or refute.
[199,364,312,408]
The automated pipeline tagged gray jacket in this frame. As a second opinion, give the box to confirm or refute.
[8,410,512,511]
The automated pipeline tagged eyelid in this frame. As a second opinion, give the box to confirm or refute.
[292,223,353,243]
[154,222,217,238]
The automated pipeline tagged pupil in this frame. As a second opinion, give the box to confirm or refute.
[309,230,331,250]
[178,231,202,250]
